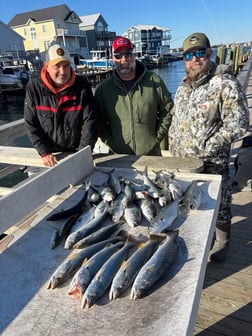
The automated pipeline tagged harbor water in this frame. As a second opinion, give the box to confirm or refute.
[0,60,185,187]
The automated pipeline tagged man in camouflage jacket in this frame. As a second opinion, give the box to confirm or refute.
[169,32,249,262]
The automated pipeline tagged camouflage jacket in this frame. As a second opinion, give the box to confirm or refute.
[169,62,249,164]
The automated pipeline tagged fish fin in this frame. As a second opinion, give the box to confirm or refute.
[81,257,88,266]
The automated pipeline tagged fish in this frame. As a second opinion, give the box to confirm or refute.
[142,166,162,199]
[109,237,163,300]
[120,181,135,208]
[182,180,203,211]
[81,240,135,309]
[124,201,141,227]
[87,184,101,204]
[103,168,122,195]
[47,237,122,290]
[68,206,96,234]
[68,241,124,299]
[149,198,180,234]
[64,204,109,249]
[158,188,172,207]
[50,213,81,249]
[167,179,184,200]
[47,182,90,221]
[73,222,122,249]
[138,196,157,222]
[130,230,178,300]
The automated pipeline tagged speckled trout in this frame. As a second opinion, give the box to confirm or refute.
[130,230,178,300]
[109,236,163,300]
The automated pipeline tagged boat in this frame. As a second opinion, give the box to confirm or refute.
[137,54,173,69]
[79,58,114,70]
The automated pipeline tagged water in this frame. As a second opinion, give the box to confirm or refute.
[153,60,185,97]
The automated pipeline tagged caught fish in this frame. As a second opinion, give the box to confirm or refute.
[47,182,90,221]
[73,222,122,249]
[142,166,162,199]
[139,196,157,222]
[47,237,122,290]
[109,237,163,300]
[130,231,178,300]
[182,180,203,210]
[124,202,141,227]
[69,206,96,234]
[103,168,122,195]
[64,204,108,249]
[50,213,80,249]
[167,179,184,200]
[81,240,135,309]
[149,198,180,234]
[68,241,124,298]
[158,188,172,207]
[120,181,135,208]
[87,184,101,204]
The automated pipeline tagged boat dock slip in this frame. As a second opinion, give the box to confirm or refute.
[0,146,221,336]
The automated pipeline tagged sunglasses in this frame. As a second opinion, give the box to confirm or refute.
[183,49,207,61]
[113,51,134,60]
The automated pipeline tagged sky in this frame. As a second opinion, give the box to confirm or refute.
[1,0,251,49]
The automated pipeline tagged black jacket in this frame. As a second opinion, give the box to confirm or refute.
[24,75,99,156]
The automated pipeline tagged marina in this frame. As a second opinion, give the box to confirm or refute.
[0,51,252,335]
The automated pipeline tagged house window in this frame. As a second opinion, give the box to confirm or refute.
[23,28,27,36]
[42,25,46,33]
[30,27,37,40]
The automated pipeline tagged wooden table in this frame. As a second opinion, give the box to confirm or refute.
[0,147,221,336]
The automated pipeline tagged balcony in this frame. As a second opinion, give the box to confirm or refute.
[57,28,86,37]
[95,31,116,40]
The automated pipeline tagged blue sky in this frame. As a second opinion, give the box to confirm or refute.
[1,0,251,49]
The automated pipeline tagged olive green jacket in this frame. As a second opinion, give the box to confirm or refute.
[95,61,173,155]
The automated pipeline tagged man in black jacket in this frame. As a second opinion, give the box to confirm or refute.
[24,44,99,167]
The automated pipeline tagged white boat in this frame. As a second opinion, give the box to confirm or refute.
[79,58,113,70]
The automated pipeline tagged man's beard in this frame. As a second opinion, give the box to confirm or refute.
[186,58,212,84]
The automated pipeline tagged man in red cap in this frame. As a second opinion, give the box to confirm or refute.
[24,44,99,167]
[95,36,173,156]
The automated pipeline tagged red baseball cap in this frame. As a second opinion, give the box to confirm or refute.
[112,36,134,53]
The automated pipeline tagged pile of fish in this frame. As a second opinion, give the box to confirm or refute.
[46,167,204,309]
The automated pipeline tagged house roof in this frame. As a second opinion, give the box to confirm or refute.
[8,4,70,26]
[79,13,106,26]
[127,24,171,32]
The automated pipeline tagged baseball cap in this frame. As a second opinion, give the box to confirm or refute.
[112,36,134,53]
[183,33,210,53]
[45,44,71,65]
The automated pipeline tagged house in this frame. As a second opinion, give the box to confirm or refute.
[79,14,116,59]
[0,20,26,64]
[8,4,90,64]
[123,24,172,57]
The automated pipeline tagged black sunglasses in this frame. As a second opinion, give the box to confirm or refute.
[113,51,134,60]
[183,49,207,61]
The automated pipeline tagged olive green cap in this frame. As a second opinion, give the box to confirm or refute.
[183,32,210,52]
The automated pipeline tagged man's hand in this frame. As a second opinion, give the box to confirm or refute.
[41,154,58,167]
